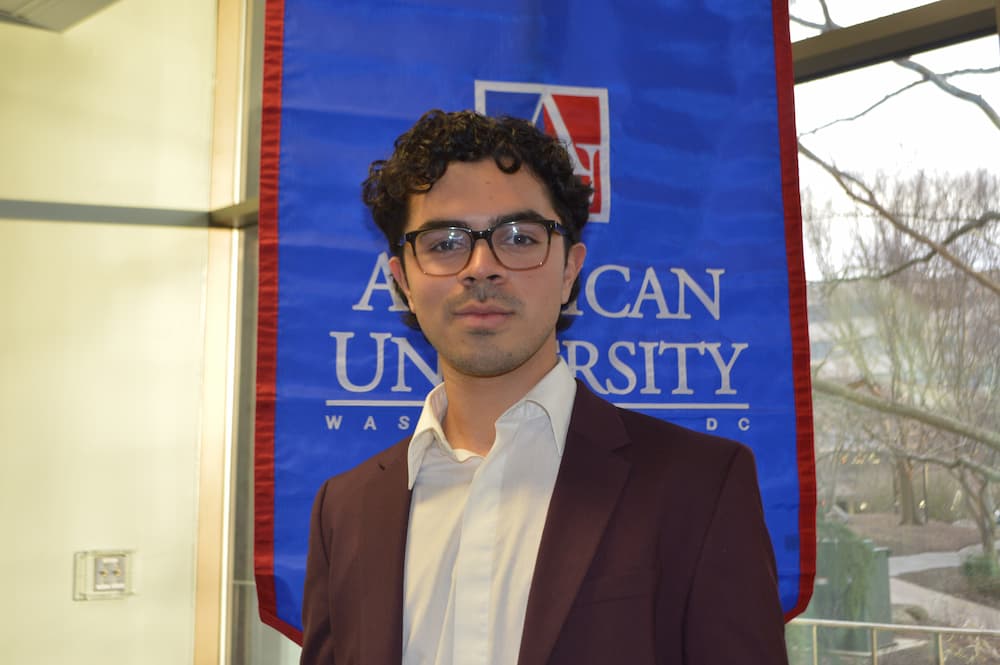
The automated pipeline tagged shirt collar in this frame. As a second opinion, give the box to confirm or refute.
[406,359,577,489]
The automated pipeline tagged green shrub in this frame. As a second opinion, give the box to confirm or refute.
[961,553,1000,596]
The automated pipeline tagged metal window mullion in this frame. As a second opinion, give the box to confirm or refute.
[793,0,999,83]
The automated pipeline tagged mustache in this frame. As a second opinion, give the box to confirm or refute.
[451,283,520,308]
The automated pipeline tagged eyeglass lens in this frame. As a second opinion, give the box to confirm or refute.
[412,221,553,275]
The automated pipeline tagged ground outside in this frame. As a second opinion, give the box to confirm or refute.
[802,512,1000,665]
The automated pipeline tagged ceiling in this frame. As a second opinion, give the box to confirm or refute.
[0,0,119,32]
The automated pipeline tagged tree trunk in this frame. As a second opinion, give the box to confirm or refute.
[959,472,998,572]
[895,455,923,525]
[825,447,843,517]
[813,378,1000,453]
[976,482,998,571]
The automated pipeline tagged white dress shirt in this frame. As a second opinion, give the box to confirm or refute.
[402,360,577,665]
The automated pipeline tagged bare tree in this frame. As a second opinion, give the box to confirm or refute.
[791,0,999,549]
[791,0,999,290]
[807,169,1000,548]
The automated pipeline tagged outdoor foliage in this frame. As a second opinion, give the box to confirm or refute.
[962,554,1000,597]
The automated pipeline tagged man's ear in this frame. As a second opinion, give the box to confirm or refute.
[388,255,412,310]
[562,242,586,304]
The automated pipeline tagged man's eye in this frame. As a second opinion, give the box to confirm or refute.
[498,223,545,246]
[430,239,461,252]
[422,232,469,253]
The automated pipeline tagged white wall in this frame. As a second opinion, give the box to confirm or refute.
[0,0,216,209]
[0,220,209,664]
[0,1,218,663]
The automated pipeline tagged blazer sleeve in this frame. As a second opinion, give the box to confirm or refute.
[300,480,335,665]
[682,445,789,665]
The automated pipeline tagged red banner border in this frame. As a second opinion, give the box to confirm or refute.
[773,0,818,622]
[254,0,304,645]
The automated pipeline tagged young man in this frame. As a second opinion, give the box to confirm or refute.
[300,110,789,665]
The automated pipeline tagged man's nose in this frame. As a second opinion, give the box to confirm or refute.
[460,238,505,281]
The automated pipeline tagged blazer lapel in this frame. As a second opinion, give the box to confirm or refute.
[517,383,631,665]
[359,443,412,665]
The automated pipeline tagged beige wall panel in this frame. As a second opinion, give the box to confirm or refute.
[0,0,216,209]
[0,219,209,665]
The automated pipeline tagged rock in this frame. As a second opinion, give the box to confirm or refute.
[892,604,929,624]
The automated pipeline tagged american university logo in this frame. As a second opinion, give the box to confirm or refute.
[475,81,611,222]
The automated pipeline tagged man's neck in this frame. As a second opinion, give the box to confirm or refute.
[440,355,560,457]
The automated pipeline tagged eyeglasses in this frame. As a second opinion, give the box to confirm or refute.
[399,218,570,276]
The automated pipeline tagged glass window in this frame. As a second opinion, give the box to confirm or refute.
[789,29,1000,663]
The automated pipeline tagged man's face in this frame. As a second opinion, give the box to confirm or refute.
[388,159,586,382]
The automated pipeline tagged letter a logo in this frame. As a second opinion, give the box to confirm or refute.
[475,81,611,222]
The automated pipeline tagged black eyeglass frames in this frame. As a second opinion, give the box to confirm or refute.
[398,218,570,276]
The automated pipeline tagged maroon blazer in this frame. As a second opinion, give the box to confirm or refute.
[300,382,789,665]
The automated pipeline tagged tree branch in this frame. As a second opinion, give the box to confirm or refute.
[813,377,1000,453]
[798,142,1000,297]
[943,67,1000,77]
[789,0,837,33]
[893,58,1000,132]
[875,211,1000,280]
[799,80,925,137]
[789,15,829,32]
[901,450,1000,484]
[816,0,835,29]
[801,211,999,285]
[800,67,999,137]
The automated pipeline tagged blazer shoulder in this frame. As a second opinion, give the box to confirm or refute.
[318,436,411,499]
[618,406,746,454]
[572,380,752,472]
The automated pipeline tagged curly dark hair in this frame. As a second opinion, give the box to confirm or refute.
[362,109,593,331]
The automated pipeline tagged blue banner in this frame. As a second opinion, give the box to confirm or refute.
[256,0,815,641]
